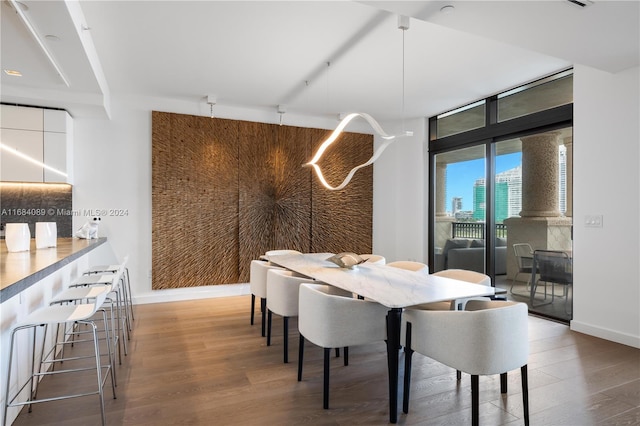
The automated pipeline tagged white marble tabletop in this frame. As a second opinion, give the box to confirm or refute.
[268,252,495,308]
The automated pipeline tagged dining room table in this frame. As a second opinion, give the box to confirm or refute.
[267,252,496,423]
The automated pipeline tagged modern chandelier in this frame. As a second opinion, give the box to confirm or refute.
[306,15,413,191]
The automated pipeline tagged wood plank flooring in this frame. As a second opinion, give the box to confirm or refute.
[10,296,640,425]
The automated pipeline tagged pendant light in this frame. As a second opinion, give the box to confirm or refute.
[307,15,413,191]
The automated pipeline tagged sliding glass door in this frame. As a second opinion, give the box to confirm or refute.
[428,69,574,322]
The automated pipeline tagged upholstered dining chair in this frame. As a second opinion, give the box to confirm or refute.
[266,269,314,363]
[297,283,388,409]
[417,269,492,311]
[359,254,386,265]
[387,260,428,272]
[260,249,302,262]
[249,260,284,337]
[403,300,530,426]
[409,268,492,381]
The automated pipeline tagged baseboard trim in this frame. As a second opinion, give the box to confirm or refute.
[132,283,250,305]
[571,320,640,348]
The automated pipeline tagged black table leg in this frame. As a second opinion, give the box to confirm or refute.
[386,307,402,423]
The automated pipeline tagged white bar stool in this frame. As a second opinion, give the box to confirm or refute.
[49,284,117,386]
[3,289,116,426]
[84,256,134,332]
[71,269,128,362]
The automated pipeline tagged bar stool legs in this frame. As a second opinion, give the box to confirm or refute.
[3,304,115,426]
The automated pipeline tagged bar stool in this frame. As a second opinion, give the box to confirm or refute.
[3,288,116,426]
[84,256,133,334]
[71,268,128,362]
[49,283,118,386]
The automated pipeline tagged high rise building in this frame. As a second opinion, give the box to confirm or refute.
[451,197,462,215]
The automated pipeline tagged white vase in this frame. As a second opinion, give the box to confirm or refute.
[5,223,31,252]
[36,222,57,249]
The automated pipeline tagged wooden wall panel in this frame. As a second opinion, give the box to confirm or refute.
[237,123,312,282]
[152,111,372,289]
[310,129,373,255]
[152,112,239,289]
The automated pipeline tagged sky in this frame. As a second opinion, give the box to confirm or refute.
[446,152,521,212]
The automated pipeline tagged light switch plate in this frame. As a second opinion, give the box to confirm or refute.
[585,215,603,228]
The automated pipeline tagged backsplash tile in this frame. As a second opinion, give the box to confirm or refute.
[0,183,73,238]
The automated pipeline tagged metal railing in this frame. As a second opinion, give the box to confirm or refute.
[452,222,507,239]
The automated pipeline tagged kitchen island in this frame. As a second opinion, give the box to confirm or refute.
[1,237,107,302]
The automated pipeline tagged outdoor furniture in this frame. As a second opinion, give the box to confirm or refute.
[530,250,572,315]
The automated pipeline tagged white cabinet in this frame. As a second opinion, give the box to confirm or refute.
[0,128,44,181]
[0,105,72,183]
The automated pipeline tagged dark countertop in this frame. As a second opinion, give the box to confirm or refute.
[1,237,107,302]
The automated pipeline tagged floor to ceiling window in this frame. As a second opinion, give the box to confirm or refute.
[429,69,574,322]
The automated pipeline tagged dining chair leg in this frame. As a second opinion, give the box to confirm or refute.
[335,348,340,358]
[250,294,255,325]
[297,334,304,381]
[323,347,331,409]
[266,310,272,346]
[343,347,349,366]
[283,316,289,363]
[457,370,462,380]
[402,322,413,414]
[500,372,508,393]
[471,375,479,426]
[521,365,530,426]
[260,298,267,337]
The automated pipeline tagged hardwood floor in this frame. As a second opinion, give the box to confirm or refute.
[10,296,639,425]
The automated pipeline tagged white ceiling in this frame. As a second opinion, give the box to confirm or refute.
[1,1,638,121]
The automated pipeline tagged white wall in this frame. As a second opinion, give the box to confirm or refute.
[372,118,428,264]
[570,65,640,347]
[71,64,640,347]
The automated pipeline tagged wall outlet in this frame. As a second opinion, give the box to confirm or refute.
[585,215,603,228]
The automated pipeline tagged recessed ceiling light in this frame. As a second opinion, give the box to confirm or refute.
[440,5,455,14]
[4,69,22,77]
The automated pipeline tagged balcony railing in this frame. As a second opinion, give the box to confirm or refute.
[452,222,507,239]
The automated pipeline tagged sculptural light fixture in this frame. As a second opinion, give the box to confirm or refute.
[305,113,411,190]
[306,15,413,191]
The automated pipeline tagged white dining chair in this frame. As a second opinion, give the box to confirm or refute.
[403,300,530,426]
[417,269,492,311]
[387,260,428,272]
[249,259,284,337]
[266,269,314,363]
[297,283,388,409]
[360,254,386,265]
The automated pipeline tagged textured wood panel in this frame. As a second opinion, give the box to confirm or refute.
[152,112,239,289]
[238,123,312,282]
[310,128,373,255]
[153,111,372,289]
